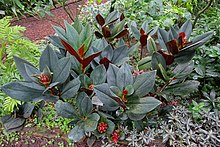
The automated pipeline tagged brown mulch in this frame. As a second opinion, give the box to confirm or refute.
[11,0,85,41]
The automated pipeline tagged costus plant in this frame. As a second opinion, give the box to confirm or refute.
[0,10,212,146]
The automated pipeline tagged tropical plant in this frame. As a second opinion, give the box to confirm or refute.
[0,11,212,145]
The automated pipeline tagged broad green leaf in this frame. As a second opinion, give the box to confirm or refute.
[55,100,77,118]
[3,116,26,132]
[152,52,166,70]
[83,113,100,132]
[61,78,81,99]
[64,20,80,50]
[147,36,157,55]
[68,125,85,142]
[39,45,59,72]
[90,64,106,85]
[162,81,200,96]
[127,97,161,114]
[116,64,133,90]
[105,11,119,25]
[127,112,146,120]
[112,20,126,37]
[112,45,129,65]
[158,64,169,81]
[73,17,83,33]
[52,57,71,83]
[192,31,213,44]
[158,28,168,50]
[52,25,66,41]
[24,64,41,83]
[110,86,121,97]
[13,56,35,81]
[125,85,134,96]
[179,20,192,39]
[94,83,119,111]
[173,61,194,78]
[169,26,178,39]
[130,25,140,40]
[80,96,93,116]
[48,36,64,49]
[43,82,59,94]
[107,64,119,86]
[1,82,44,102]
[80,23,92,45]
[141,21,148,33]
[138,56,152,70]
[174,47,196,64]
[23,103,35,118]
[106,119,115,134]
[133,71,156,97]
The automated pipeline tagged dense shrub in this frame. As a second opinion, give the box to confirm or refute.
[0,9,213,146]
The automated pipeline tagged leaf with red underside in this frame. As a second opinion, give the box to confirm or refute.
[158,50,174,65]
[140,34,148,46]
[166,39,179,55]
[140,28,145,35]
[115,29,128,38]
[100,57,111,69]
[60,39,82,62]
[112,97,127,110]
[78,44,85,58]
[178,32,187,49]
[81,88,94,96]
[120,13,125,21]
[82,51,102,70]
[96,14,105,26]
[102,26,111,38]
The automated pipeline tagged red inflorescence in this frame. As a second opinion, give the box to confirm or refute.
[89,84,94,90]
[111,130,120,144]
[122,89,128,95]
[97,122,108,134]
[39,73,50,85]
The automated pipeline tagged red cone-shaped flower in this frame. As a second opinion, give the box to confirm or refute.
[111,130,120,144]
[122,90,128,95]
[97,122,108,134]
[39,73,50,86]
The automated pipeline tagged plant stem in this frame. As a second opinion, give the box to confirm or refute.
[192,0,214,29]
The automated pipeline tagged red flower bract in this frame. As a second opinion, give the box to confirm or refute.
[122,90,128,95]
[97,122,108,134]
[111,130,120,144]
[39,73,50,86]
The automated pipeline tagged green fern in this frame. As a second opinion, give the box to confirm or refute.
[3,97,22,113]
[0,16,40,116]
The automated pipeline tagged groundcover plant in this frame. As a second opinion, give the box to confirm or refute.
[0,11,212,145]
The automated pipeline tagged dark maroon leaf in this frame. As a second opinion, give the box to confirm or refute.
[166,40,179,55]
[140,34,148,46]
[78,44,85,58]
[60,39,82,63]
[140,28,145,35]
[102,26,111,38]
[96,14,105,26]
[120,13,125,21]
[115,29,128,38]
[82,51,102,70]
[158,50,174,65]
[112,97,127,110]
[81,88,94,96]
[100,57,112,69]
